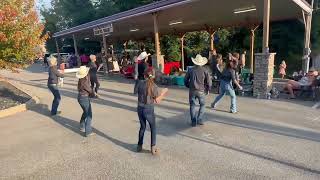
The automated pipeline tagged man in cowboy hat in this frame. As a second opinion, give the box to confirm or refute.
[184,54,212,127]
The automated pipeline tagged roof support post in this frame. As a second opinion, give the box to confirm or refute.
[205,25,216,51]
[55,38,61,64]
[262,0,270,53]
[153,12,163,72]
[102,33,109,74]
[72,34,79,56]
[250,25,259,73]
[303,13,312,72]
[72,34,80,67]
[210,31,216,52]
[205,26,217,63]
[180,33,186,71]
[302,0,314,73]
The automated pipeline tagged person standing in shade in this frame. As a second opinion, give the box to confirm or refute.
[211,54,224,79]
[80,53,89,66]
[136,68,168,155]
[137,52,150,80]
[133,56,139,94]
[47,56,64,116]
[184,54,212,127]
[239,51,246,74]
[134,52,150,94]
[88,54,100,98]
[211,60,243,113]
[76,66,96,137]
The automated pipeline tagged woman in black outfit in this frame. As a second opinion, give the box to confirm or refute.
[47,56,64,116]
[88,54,100,98]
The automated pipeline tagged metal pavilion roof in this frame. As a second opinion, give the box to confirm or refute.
[53,0,313,41]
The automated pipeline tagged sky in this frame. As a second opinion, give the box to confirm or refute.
[35,0,51,19]
[36,0,51,9]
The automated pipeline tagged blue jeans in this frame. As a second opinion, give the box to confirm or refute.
[137,105,156,146]
[78,95,92,136]
[48,84,61,115]
[133,79,139,94]
[212,80,237,112]
[189,90,206,125]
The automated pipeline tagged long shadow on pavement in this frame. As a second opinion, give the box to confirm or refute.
[156,112,320,175]
[26,103,138,153]
[178,133,320,175]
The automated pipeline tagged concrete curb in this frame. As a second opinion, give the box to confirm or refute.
[0,80,40,118]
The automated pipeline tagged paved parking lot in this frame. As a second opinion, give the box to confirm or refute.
[1,64,320,180]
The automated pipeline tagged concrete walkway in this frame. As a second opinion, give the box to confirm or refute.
[1,64,320,180]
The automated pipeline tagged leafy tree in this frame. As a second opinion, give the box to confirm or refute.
[53,0,96,27]
[0,0,48,69]
[161,35,181,62]
[184,31,209,58]
[95,0,119,19]
[40,6,61,53]
[311,11,320,53]
[114,0,157,12]
[270,20,304,74]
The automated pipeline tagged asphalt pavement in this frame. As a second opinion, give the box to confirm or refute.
[0,64,320,180]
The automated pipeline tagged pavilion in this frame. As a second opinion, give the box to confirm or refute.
[53,0,315,98]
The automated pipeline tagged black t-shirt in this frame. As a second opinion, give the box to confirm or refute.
[220,68,236,83]
[137,80,160,107]
[88,61,98,77]
[138,62,148,80]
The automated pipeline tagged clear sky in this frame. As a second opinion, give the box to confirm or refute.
[35,0,51,20]
[36,0,51,9]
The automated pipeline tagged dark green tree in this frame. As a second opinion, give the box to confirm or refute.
[161,35,181,62]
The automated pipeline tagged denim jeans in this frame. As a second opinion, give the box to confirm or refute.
[133,79,139,94]
[48,84,61,115]
[189,90,206,125]
[137,105,156,146]
[78,95,93,136]
[212,80,237,112]
[90,76,100,93]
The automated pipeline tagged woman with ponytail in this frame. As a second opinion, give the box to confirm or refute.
[136,68,168,155]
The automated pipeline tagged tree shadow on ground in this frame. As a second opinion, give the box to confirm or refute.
[156,112,320,174]
[156,106,320,143]
[25,63,48,74]
[178,133,320,175]
[0,84,30,103]
[26,102,140,153]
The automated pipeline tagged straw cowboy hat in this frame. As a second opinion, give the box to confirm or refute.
[192,54,208,66]
[76,66,90,79]
[137,51,151,61]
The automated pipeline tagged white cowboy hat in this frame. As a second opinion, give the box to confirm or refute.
[137,52,151,61]
[76,66,90,79]
[192,54,208,66]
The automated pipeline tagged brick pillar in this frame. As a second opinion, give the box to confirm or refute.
[253,53,276,98]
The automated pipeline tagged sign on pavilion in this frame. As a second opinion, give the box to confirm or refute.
[93,24,113,36]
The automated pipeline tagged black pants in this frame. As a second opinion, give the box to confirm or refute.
[137,105,156,146]
[90,75,100,93]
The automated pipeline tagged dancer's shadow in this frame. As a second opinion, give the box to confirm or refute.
[26,103,143,153]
